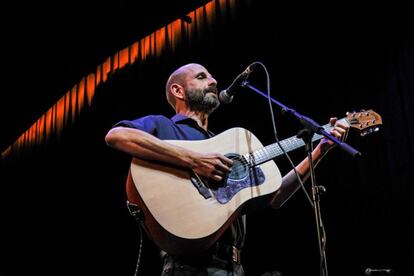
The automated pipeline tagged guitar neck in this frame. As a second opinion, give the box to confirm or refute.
[244,118,349,166]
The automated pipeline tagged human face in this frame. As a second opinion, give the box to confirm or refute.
[184,65,219,114]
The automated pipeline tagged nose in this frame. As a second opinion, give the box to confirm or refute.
[208,76,217,87]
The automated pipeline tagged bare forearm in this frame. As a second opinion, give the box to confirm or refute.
[105,127,193,168]
[106,127,233,181]
[269,117,349,208]
[270,144,325,209]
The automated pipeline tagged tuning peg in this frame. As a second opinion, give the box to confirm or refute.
[361,129,373,136]
[360,127,380,137]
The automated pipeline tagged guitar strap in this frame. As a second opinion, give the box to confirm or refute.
[231,215,246,264]
[230,215,246,275]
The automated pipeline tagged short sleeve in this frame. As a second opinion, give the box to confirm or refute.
[112,115,170,136]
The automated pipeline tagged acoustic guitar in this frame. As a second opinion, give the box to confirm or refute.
[126,110,382,256]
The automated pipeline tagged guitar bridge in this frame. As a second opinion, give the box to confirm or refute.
[190,173,213,199]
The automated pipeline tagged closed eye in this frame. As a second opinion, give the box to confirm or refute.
[196,72,207,79]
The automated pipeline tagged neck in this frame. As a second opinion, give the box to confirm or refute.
[178,110,209,130]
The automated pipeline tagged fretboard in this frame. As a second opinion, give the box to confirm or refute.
[243,118,348,166]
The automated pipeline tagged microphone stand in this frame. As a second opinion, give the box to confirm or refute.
[242,81,360,276]
[242,82,360,157]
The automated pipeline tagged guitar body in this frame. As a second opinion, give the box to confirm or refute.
[128,127,282,256]
[125,110,382,256]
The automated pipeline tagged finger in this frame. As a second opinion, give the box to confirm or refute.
[219,155,234,166]
[212,174,223,181]
[329,117,338,126]
[335,123,349,140]
[334,121,348,130]
[333,126,346,136]
[212,168,226,176]
[331,129,345,141]
[214,162,232,173]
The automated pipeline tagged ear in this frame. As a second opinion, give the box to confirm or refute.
[170,83,185,100]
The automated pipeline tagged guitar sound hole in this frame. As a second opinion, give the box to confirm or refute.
[225,153,248,180]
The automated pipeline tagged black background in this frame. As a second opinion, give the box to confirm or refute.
[1,1,413,275]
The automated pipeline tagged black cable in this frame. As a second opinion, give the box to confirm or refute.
[245,61,330,276]
[126,202,144,276]
[133,224,144,276]
[319,220,328,276]
[251,61,314,207]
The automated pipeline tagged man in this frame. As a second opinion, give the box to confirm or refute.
[105,63,348,275]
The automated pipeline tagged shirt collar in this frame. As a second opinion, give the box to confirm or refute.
[171,114,192,123]
[170,114,215,137]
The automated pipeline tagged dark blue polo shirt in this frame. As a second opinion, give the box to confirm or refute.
[113,113,245,269]
[114,114,214,140]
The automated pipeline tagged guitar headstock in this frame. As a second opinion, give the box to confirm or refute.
[346,109,382,136]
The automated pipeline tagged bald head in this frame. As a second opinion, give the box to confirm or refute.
[165,63,208,110]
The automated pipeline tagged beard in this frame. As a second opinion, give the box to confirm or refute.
[185,87,220,114]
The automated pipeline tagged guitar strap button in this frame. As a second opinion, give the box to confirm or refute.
[232,245,241,264]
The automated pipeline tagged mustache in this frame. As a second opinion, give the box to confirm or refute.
[204,87,218,94]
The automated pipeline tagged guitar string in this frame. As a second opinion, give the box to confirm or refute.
[208,123,337,184]
[238,122,337,168]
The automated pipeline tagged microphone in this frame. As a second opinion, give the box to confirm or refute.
[219,64,255,104]
[365,268,394,275]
